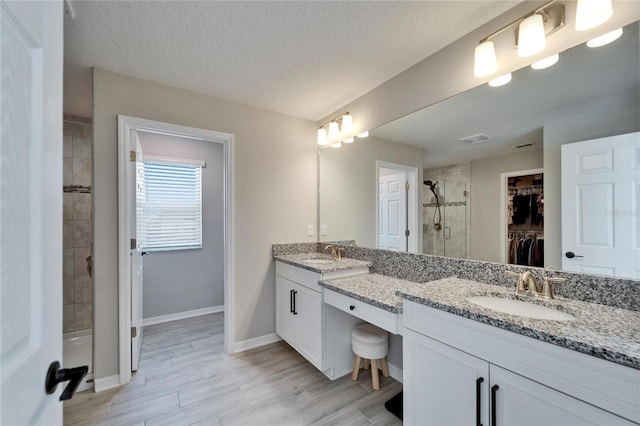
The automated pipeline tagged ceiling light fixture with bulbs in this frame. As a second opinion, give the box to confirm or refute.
[474,0,617,87]
[317,112,369,147]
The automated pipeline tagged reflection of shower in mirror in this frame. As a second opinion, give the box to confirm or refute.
[423,177,468,259]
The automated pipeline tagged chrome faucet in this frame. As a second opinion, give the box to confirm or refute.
[325,244,344,260]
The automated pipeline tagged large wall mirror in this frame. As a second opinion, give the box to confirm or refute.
[319,20,639,278]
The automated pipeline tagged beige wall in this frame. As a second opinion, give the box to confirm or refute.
[470,148,544,263]
[319,135,423,248]
[93,69,317,379]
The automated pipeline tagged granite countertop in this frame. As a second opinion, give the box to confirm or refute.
[274,252,371,273]
[320,273,425,313]
[397,277,640,370]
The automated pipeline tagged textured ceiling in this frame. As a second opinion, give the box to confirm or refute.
[372,21,640,168]
[64,1,518,120]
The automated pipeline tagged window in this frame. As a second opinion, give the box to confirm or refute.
[137,156,204,251]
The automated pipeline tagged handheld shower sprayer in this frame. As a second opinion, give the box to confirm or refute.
[423,180,442,231]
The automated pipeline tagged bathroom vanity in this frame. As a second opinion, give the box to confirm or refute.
[273,244,640,425]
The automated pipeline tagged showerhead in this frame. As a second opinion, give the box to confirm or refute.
[423,180,434,189]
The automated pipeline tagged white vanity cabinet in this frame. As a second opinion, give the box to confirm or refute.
[403,300,639,426]
[275,260,368,372]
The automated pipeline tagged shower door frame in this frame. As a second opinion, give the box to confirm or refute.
[117,116,234,387]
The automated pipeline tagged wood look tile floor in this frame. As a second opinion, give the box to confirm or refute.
[64,313,403,426]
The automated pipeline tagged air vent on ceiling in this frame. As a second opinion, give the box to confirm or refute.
[514,143,535,149]
[459,133,491,145]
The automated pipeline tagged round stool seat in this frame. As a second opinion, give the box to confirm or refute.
[352,323,388,360]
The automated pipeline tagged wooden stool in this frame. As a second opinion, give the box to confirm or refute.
[351,323,389,390]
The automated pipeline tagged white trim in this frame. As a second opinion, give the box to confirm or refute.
[387,362,403,384]
[142,305,224,326]
[499,168,544,263]
[94,375,120,393]
[232,333,282,353]
[117,115,234,387]
[142,154,206,168]
[375,161,419,253]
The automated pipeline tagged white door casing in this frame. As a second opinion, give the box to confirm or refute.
[131,132,144,371]
[561,133,640,278]
[378,172,407,251]
[118,116,234,385]
[1,1,64,423]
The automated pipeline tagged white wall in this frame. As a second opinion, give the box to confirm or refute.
[137,132,224,319]
[319,135,423,248]
[470,148,543,263]
[93,69,316,379]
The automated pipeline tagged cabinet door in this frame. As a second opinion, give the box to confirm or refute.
[490,365,635,426]
[275,276,295,345]
[295,284,323,369]
[403,329,489,426]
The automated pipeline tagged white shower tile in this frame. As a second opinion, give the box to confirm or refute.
[72,158,92,186]
[74,193,92,220]
[74,219,92,248]
[74,303,92,330]
[64,304,75,333]
[63,126,73,157]
[74,275,93,303]
[64,221,74,249]
[64,157,73,186]
[64,193,74,220]
[64,249,74,277]
[73,123,92,159]
[64,277,75,305]
[73,248,90,276]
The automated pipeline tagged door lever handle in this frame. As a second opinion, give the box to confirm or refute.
[45,361,88,401]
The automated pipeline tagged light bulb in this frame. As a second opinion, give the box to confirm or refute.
[488,73,512,87]
[357,131,369,138]
[341,113,353,135]
[518,14,546,58]
[474,40,497,78]
[328,122,340,141]
[575,0,613,31]
[317,128,328,146]
[531,54,559,70]
[343,137,354,143]
[587,27,623,47]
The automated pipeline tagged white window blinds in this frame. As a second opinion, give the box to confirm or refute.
[138,157,203,251]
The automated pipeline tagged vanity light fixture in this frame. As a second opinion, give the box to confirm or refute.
[317,128,328,146]
[587,27,623,47]
[575,0,613,31]
[357,131,369,138]
[518,14,546,57]
[473,1,565,78]
[531,53,559,70]
[317,112,359,147]
[488,73,512,87]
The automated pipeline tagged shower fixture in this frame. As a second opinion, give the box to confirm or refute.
[424,180,442,231]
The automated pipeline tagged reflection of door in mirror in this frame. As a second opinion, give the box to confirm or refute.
[561,132,640,279]
[502,170,544,267]
[377,162,419,252]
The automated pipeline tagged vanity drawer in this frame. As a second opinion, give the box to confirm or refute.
[324,288,400,335]
[276,261,322,292]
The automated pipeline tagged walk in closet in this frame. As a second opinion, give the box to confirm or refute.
[505,173,544,267]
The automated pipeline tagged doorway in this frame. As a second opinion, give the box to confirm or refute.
[376,161,419,253]
[117,116,234,386]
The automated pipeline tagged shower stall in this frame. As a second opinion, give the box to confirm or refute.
[422,179,468,259]
[63,116,94,391]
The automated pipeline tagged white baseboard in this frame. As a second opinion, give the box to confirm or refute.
[388,362,403,384]
[233,332,282,353]
[94,374,120,392]
[142,305,224,326]
[75,373,94,393]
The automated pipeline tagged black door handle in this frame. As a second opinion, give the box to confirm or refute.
[45,361,88,401]
[565,251,583,259]
[141,251,149,256]
[476,377,484,426]
[349,305,355,311]
[290,290,294,313]
[491,384,499,426]
[293,290,298,315]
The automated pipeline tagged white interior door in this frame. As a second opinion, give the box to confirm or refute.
[561,133,640,278]
[131,132,144,371]
[378,172,407,251]
[1,1,64,423]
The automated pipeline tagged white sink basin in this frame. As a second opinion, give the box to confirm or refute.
[466,296,575,321]
[303,259,334,265]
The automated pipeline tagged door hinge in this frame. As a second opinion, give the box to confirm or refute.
[405,230,410,237]
[405,181,410,190]
[131,326,137,338]
[129,150,136,162]
[130,238,136,250]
